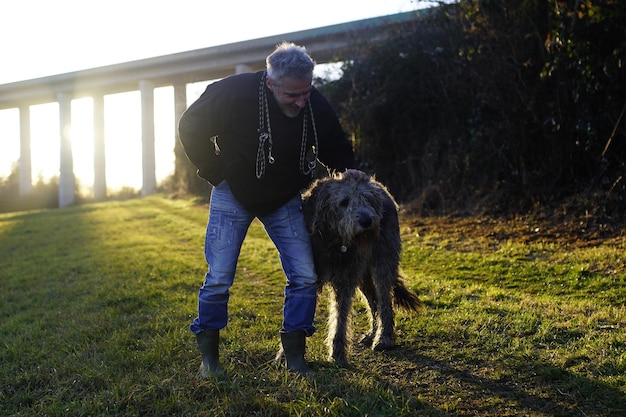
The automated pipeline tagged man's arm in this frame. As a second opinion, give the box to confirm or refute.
[177,83,227,184]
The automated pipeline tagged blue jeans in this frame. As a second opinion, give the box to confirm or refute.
[190,181,317,336]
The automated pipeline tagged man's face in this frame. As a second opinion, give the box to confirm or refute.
[266,75,312,118]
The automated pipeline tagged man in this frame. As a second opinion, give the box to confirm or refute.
[178,42,361,376]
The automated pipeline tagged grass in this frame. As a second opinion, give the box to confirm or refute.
[0,195,624,416]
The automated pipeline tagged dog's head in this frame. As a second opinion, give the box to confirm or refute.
[303,172,391,249]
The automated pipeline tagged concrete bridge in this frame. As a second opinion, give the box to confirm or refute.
[0,10,423,207]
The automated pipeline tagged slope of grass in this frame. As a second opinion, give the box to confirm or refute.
[0,195,624,416]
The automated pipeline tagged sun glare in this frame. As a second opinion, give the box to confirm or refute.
[104,91,143,191]
[71,97,95,194]
[30,102,61,182]
[0,89,180,195]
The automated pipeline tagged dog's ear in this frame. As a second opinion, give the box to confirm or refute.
[370,182,398,223]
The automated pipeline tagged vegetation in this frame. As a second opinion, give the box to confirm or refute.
[1,195,624,416]
[0,166,60,213]
[320,0,625,218]
[0,165,145,214]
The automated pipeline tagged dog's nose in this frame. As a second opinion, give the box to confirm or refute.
[357,212,373,228]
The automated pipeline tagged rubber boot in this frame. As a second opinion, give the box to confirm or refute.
[196,330,224,377]
[280,330,314,375]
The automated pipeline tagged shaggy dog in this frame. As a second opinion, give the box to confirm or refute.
[302,172,423,365]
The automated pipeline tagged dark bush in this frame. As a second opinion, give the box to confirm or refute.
[319,0,625,219]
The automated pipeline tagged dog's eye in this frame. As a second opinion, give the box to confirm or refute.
[339,198,350,207]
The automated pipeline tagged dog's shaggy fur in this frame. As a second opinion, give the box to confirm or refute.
[303,172,423,365]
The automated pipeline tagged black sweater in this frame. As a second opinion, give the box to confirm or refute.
[178,71,355,215]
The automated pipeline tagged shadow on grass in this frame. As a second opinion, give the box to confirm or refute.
[371,343,626,417]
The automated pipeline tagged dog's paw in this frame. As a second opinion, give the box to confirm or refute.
[330,351,350,367]
[359,333,375,347]
[333,356,350,367]
[372,336,395,351]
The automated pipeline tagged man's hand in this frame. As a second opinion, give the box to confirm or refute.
[342,169,370,181]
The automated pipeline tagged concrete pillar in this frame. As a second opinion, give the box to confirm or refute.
[174,83,187,147]
[173,83,188,189]
[140,80,156,196]
[93,94,107,200]
[235,64,253,74]
[174,83,187,125]
[19,105,32,196]
[58,92,75,208]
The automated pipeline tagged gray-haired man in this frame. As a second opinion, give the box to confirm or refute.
[179,42,364,376]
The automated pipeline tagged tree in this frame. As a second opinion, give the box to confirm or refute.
[319,0,625,217]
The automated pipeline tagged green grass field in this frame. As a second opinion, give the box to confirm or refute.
[1,195,624,416]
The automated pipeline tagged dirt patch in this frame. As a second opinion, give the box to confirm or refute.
[400,206,626,249]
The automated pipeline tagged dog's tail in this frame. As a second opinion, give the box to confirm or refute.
[393,278,425,313]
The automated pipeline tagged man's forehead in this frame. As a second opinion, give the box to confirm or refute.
[277,76,312,93]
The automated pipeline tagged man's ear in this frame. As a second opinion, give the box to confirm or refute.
[265,76,274,92]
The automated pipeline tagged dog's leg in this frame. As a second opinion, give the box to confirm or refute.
[371,272,396,351]
[358,271,378,347]
[327,283,355,366]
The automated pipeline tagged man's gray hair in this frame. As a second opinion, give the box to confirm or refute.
[266,42,315,84]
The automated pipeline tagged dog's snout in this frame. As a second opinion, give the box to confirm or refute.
[356,211,373,228]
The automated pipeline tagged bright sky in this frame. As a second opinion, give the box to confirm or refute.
[0,0,424,194]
